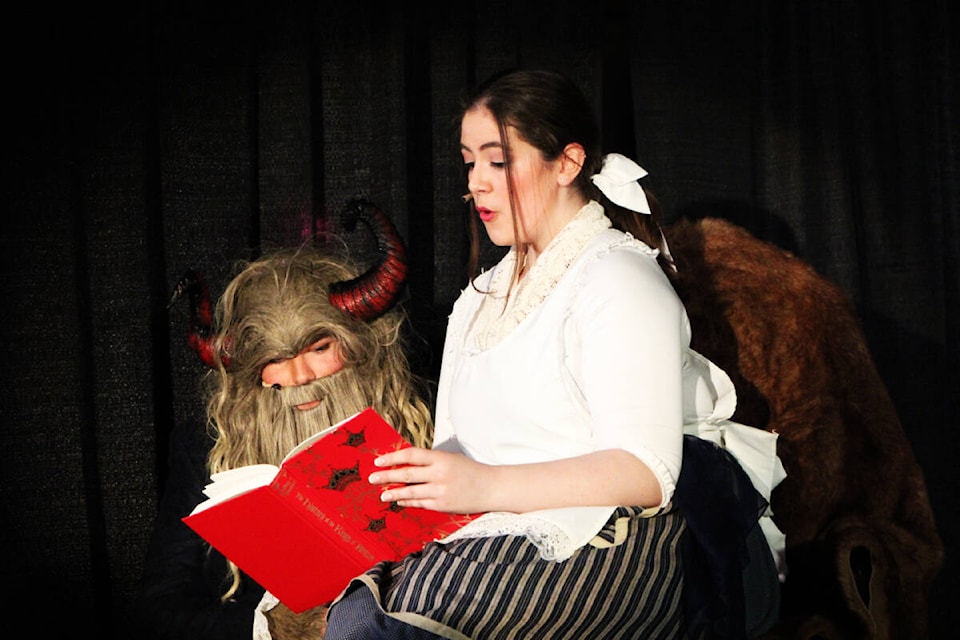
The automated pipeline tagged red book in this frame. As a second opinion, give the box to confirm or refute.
[182,407,479,613]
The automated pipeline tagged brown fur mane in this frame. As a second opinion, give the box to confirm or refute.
[666,217,944,639]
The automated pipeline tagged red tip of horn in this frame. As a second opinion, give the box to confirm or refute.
[170,269,230,368]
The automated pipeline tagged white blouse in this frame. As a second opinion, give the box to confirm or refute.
[434,202,785,573]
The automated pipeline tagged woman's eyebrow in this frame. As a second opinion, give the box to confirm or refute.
[460,141,503,152]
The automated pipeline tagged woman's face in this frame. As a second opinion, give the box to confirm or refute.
[460,106,564,251]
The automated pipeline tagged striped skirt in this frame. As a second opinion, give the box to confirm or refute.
[324,506,688,639]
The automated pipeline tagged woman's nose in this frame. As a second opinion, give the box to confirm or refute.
[467,167,488,195]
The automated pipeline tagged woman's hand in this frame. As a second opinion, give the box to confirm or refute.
[368,447,493,514]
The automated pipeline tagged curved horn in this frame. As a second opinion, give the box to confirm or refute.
[329,198,409,321]
[168,269,229,369]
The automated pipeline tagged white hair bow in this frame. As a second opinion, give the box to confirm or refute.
[590,153,651,215]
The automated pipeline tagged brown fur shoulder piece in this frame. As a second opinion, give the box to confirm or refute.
[264,601,327,640]
[665,217,944,639]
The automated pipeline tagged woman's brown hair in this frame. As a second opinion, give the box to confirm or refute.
[459,68,673,281]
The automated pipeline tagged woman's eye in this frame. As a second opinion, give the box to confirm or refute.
[491,161,506,169]
[463,162,474,172]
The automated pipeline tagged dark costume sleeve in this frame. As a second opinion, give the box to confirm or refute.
[674,435,779,639]
[134,419,265,640]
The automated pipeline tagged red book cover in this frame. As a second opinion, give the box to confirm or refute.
[182,407,479,613]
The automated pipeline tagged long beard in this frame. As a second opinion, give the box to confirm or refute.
[257,367,375,457]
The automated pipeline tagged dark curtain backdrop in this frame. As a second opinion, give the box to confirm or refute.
[2,1,956,637]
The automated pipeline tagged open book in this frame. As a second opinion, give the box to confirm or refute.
[183,407,479,612]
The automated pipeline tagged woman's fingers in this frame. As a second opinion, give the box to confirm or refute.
[374,445,429,469]
[369,447,434,486]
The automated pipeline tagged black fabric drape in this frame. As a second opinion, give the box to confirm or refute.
[2,1,956,637]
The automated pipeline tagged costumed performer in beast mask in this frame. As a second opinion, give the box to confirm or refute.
[135,200,432,640]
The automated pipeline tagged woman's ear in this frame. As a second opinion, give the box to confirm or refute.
[558,143,586,186]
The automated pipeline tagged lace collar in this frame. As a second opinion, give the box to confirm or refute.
[469,201,612,350]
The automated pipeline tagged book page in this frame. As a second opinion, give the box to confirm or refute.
[191,464,280,512]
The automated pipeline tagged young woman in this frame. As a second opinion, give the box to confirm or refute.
[318,69,784,640]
